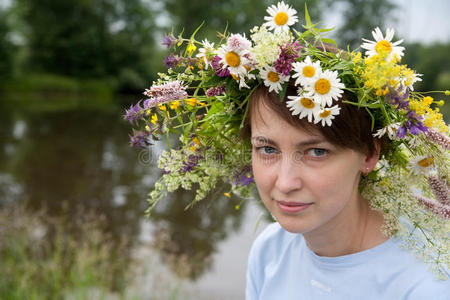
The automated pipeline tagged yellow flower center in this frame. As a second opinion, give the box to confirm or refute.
[319,110,331,118]
[225,51,241,67]
[300,97,315,109]
[375,40,392,54]
[302,66,315,78]
[274,12,289,26]
[315,78,331,94]
[231,74,240,81]
[267,71,280,83]
[418,157,434,168]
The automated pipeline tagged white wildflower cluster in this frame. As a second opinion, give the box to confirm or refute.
[361,168,450,278]
[250,26,291,68]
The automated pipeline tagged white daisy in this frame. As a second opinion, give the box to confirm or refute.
[286,94,320,122]
[233,72,256,90]
[196,39,215,69]
[292,56,322,86]
[305,69,345,107]
[361,27,405,61]
[373,122,401,140]
[259,66,289,93]
[400,72,422,92]
[313,105,341,127]
[408,155,435,175]
[263,1,299,34]
[217,44,250,78]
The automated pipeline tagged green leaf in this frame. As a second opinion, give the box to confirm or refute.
[304,3,312,27]
[278,83,288,101]
[321,38,337,47]
[204,101,224,120]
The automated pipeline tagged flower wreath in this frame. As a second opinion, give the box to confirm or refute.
[124,2,450,277]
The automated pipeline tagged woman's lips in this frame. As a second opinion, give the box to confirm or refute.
[276,200,312,213]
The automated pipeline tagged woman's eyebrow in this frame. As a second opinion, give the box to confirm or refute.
[251,136,277,145]
[295,139,326,147]
[251,136,325,147]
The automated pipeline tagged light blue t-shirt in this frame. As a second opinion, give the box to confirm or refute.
[246,222,449,300]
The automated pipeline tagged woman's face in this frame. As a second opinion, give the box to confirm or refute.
[251,101,371,236]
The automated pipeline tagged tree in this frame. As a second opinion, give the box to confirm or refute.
[160,0,323,41]
[16,0,158,91]
[0,8,14,79]
[325,0,397,49]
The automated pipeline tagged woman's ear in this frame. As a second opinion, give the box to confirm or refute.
[361,141,381,174]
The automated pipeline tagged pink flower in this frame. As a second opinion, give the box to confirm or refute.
[416,195,450,219]
[426,128,450,150]
[143,81,188,108]
[227,33,252,51]
[427,175,450,206]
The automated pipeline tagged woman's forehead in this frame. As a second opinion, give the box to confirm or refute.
[250,98,324,140]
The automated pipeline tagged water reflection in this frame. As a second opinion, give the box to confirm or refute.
[0,95,246,283]
[151,187,244,280]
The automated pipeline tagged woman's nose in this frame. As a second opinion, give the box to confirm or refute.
[274,152,303,194]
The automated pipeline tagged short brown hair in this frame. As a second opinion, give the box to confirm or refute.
[241,83,384,157]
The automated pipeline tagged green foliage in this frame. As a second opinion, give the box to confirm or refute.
[403,42,450,120]
[161,0,323,42]
[0,206,130,300]
[1,73,114,109]
[0,8,14,79]
[15,0,160,92]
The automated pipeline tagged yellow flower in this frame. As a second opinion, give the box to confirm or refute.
[445,90,450,96]
[151,113,158,125]
[145,109,151,116]
[169,100,180,110]
[362,53,402,91]
[422,96,433,106]
[224,192,231,198]
[145,125,150,131]
[186,98,197,106]
[437,100,444,107]
[158,104,167,111]
[192,137,200,145]
[351,51,362,64]
[187,42,197,55]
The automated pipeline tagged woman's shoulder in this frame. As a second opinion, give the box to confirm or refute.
[249,222,302,261]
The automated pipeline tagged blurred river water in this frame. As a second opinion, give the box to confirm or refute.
[0,94,269,299]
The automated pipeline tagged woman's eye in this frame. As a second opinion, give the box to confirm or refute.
[307,148,328,157]
[255,146,277,155]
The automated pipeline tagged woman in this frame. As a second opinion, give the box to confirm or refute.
[124,1,450,298]
[245,85,449,299]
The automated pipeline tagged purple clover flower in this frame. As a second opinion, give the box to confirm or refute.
[123,102,143,125]
[206,85,226,97]
[274,41,302,76]
[211,56,230,77]
[162,33,177,48]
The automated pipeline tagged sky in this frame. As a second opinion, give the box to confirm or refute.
[385,0,449,44]
[323,0,450,44]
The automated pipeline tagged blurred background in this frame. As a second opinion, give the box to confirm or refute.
[0,0,449,299]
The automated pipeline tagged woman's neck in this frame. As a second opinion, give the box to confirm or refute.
[303,195,387,257]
